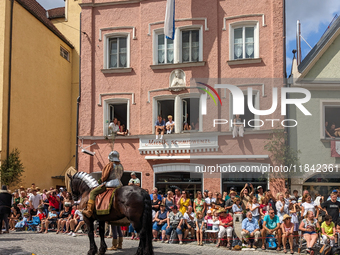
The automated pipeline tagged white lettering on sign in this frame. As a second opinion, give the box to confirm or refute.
[139,136,219,154]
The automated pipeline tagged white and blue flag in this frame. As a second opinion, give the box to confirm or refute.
[164,0,175,40]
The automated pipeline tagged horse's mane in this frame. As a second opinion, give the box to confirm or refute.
[72,172,99,192]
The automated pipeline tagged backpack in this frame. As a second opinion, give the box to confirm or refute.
[266,234,277,249]
[169,229,178,244]
[232,237,242,247]
[320,244,332,255]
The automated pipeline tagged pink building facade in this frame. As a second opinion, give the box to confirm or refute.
[79,0,285,195]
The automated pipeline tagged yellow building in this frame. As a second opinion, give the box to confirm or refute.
[0,0,80,189]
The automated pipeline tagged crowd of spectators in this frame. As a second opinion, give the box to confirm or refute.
[2,182,340,254]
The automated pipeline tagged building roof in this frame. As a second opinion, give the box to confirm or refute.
[298,15,340,74]
[47,7,65,20]
[16,0,73,49]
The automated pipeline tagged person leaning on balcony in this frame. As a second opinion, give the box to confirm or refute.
[109,118,128,136]
[155,115,166,140]
[166,115,175,134]
[232,114,244,138]
[128,172,140,187]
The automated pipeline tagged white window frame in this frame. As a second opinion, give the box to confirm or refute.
[229,89,260,131]
[152,28,175,65]
[229,21,259,60]
[103,98,130,136]
[321,100,340,139]
[178,93,202,132]
[60,46,70,61]
[179,25,203,63]
[103,32,130,69]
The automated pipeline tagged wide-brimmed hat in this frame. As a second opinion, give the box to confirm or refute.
[217,208,226,214]
[160,203,165,207]
[37,205,44,209]
[283,214,291,221]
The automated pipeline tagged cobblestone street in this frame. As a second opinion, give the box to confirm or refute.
[0,231,296,255]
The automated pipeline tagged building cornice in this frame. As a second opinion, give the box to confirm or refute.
[80,0,144,7]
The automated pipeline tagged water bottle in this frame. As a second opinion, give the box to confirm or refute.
[37,225,40,232]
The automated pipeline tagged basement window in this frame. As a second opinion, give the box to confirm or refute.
[60,46,69,61]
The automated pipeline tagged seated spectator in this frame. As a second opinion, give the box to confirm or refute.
[183,206,195,241]
[322,215,336,247]
[232,197,243,224]
[261,208,282,251]
[15,212,29,230]
[56,204,72,234]
[68,204,84,237]
[166,205,184,245]
[151,193,161,212]
[166,115,175,134]
[299,210,319,253]
[155,115,165,140]
[195,212,205,246]
[152,203,168,242]
[335,221,340,242]
[13,191,20,205]
[205,210,213,242]
[232,114,244,138]
[260,197,270,218]
[216,208,233,248]
[108,118,128,136]
[241,211,260,248]
[9,206,20,230]
[281,214,294,254]
[327,123,340,138]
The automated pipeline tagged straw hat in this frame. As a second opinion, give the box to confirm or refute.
[217,208,226,214]
[283,214,291,221]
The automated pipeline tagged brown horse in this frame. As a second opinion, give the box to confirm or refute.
[67,172,153,255]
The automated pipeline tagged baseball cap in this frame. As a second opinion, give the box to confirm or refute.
[169,205,178,210]
[204,189,209,193]
[131,172,136,176]
[59,187,64,191]
[207,210,211,214]
[333,189,338,193]
[257,186,263,190]
[52,207,57,211]
[230,187,236,191]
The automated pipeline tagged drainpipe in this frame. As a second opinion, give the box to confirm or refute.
[283,0,291,189]
[7,0,15,159]
[75,12,82,170]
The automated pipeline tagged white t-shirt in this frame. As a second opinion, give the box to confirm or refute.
[166,121,175,126]
[205,197,216,209]
[129,178,140,185]
[183,212,195,223]
[251,203,260,217]
[75,210,83,221]
[302,202,317,216]
[29,194,42,209]
[276,200,289,221]
[109,123,120,133]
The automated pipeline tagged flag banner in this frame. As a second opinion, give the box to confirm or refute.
[164,0,175,40]
[331,140,340,157]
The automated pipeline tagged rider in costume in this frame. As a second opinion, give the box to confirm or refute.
[82,151,124,218]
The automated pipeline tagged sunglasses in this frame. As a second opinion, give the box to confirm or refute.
[270,212,275,214]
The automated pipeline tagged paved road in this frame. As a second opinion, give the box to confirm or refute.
[0,231,291,255]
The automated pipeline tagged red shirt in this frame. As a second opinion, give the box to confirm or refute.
[48,195,59,209]
[37,211,46,220]
[219,214,233,227]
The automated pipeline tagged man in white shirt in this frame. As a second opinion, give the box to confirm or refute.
[128,172,140,187]
[165,115,175,134]
[29,189,43,216]
[183,206,195,240]
[108,118,128,136]
[205,191,216,210]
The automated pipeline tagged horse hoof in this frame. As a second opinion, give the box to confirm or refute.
[87,250,97,255]
[98,248,106,255]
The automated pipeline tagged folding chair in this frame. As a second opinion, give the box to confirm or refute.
[27,216,40,231]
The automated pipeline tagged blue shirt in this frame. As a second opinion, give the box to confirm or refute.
[150,194,162,201]
[263,214,280,230]
[155,120,165,127]
[242,217,259,232]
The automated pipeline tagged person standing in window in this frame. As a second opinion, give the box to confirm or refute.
[155,115,165,140]
[166,115,175,134]
[232,114,244,138]
[128,172,140,187]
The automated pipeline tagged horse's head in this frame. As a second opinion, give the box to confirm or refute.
[67,173,81,201]
[67,172,99,201]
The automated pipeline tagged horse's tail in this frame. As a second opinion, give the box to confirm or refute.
[139,190,154,255]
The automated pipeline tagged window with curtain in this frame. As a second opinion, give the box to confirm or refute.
[182,30,200,62]
[157,34,174,64]
[233,26,255,60]
[109,37,127,68]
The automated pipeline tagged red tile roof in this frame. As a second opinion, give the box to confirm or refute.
[15,0,73,49]
[47,7,65,20]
